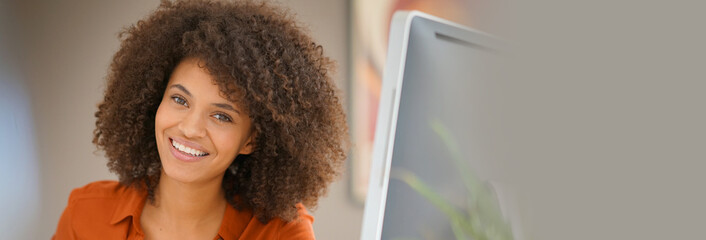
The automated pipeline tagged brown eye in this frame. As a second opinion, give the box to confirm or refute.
[171,95,188,107]
[213,113,232,122]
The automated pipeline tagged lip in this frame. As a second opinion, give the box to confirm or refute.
[168,137,210,162]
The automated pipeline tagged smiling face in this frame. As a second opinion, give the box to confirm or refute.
[155,58,254,184]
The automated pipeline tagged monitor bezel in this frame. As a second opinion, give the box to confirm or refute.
[358,10,502,240]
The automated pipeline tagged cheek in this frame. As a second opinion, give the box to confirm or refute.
[155,101,176,134]
[211,130,242,156]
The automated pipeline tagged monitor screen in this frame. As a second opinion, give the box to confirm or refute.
[361,11,512,240]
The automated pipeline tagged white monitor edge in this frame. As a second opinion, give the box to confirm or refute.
[359,10,416,240]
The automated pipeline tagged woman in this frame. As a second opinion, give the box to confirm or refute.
[53,0,348,239]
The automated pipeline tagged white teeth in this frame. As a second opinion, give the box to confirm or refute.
[171,140,207,157]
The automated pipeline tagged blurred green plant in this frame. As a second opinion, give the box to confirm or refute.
[389,118,514,240]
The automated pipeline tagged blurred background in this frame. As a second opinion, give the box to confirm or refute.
[2,0,706,239]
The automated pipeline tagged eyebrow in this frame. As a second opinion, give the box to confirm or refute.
[170,84,191,97]
[169,84,241,115]
[213,103,240,115]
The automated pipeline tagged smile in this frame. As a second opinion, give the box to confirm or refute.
[170,138,209,157]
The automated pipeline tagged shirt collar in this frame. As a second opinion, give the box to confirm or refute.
[108,187,253,239]
[216,203,254,240]
[109,185,147,227]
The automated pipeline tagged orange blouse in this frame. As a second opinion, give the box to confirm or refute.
[53,181,315,240]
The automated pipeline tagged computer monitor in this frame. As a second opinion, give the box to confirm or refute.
[359,11,511,240]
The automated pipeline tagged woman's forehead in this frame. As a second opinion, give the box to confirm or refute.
[168,63,237,99]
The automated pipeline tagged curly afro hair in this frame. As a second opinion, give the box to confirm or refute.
[92,0,348,223]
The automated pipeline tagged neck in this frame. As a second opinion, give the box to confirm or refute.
[148,170,227,227]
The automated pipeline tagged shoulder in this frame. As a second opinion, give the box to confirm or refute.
[64,180,141,221]
[235,203,316,240]
[53,181,142,239]
[67,180,131,201]
[276,204,315,239]
[64,180,136,213]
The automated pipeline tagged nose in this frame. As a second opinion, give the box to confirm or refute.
[178,110,207,139]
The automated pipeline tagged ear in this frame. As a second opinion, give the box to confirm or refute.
[238,131,256,155]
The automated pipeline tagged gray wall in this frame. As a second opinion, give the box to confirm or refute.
[2,0,362,239]
[478,1,706,239]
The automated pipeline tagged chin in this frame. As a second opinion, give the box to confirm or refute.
[160,164,197,183]
[159,159,226,185]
